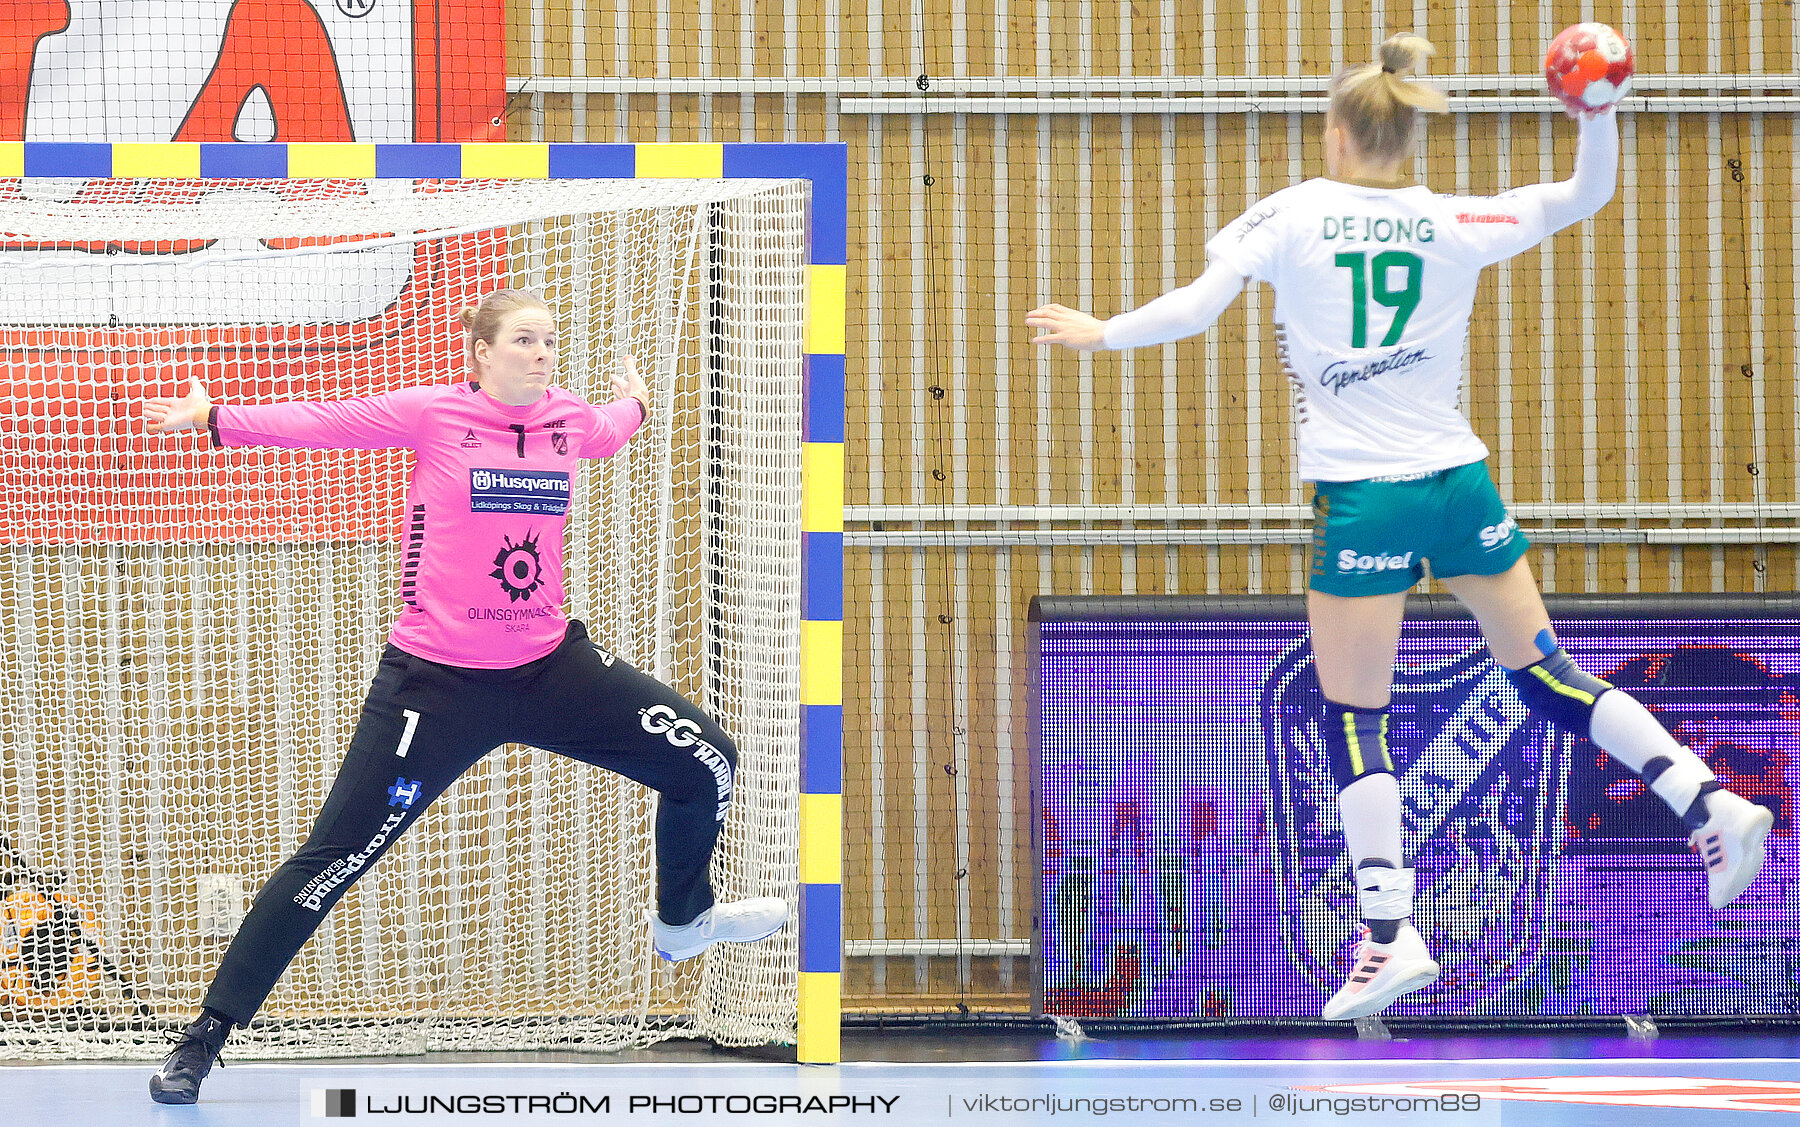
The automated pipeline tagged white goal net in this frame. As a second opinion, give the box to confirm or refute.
[0,174,806,1058]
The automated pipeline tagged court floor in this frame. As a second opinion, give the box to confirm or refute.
[3,1027,1797,1125]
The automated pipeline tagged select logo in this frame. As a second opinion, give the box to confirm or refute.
[312,1089,357,1118]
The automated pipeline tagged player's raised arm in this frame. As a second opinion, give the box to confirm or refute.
[1529,108,1620,235]
[1530,24,1631,233]
[141,378,212,434]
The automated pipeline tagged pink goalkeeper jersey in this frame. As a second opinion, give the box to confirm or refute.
[210,382,645,669]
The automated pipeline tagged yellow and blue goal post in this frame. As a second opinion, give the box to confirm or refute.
[0,139,846,1064]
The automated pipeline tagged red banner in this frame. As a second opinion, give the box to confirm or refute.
[0,1,509,543]
[1,0,504,143]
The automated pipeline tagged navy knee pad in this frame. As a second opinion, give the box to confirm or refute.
[1505,647,1612,736]
[1323,700,1394,789]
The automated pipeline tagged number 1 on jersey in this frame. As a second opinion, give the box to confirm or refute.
[508,423,526,458]
[1335,250,1423,348]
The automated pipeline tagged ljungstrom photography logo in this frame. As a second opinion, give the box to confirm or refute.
[1261,636,1572,1007]
[313,1088,356,1117]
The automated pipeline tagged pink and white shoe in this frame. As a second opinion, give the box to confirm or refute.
[1322,922,1440,1021]
[1691,790,1774,909]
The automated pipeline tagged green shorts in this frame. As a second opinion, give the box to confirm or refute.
[1307,460,1530,596]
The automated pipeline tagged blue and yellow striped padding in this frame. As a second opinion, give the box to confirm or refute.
[0,140,847,1063]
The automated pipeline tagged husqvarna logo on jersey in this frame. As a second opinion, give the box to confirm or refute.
[1337,549,1415,574]
[1480,516,1519,550]
[470,469,571,516]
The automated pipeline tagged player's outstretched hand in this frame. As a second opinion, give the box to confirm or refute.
[1026,303,1107,352]
[141,378,212,434]
[612,354,651,419]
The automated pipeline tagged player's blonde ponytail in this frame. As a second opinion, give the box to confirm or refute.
[1329,33,1450,164]
[460,289,552,368]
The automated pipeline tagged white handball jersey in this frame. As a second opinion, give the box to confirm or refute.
[1206,177,1550,482]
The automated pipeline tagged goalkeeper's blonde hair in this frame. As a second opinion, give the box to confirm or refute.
[1329,34,1450,163]
[460,289,553,367]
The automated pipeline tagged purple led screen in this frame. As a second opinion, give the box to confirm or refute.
[1034,603,1800,1022]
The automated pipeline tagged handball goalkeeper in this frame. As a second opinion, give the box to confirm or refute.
[139,289,788,1104]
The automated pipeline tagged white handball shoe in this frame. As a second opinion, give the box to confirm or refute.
[1322,922,1441,1021]
[652,897,789,962]
[1691,790,1775,909]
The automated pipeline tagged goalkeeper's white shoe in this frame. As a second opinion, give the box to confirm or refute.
[653,897,789,962]
[1322,923,1440,1021]
[1691,789,1775,909]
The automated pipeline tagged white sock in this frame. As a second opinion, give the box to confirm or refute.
[1590,689,1715,813]
[1337,773,1403,871]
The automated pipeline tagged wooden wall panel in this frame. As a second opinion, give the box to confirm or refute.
[504,1,1796,1012]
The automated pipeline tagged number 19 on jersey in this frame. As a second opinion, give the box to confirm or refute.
[1335,250,1424,348]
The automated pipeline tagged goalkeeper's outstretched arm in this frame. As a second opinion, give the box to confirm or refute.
[141,378,212,434]
[140,355,645,448]
[1027,259,1248,352]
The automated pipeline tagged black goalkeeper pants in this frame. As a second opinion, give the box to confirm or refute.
[202,620,738,1027]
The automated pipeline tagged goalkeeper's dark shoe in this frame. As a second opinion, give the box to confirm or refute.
[149,1013,231,1104]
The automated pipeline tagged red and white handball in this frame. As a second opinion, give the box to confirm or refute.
[1545,23,1634,113]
